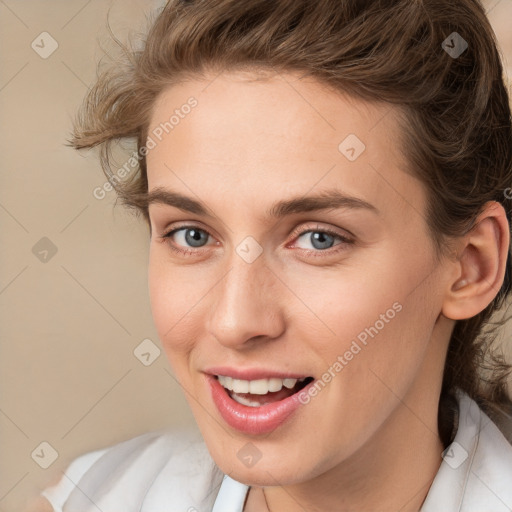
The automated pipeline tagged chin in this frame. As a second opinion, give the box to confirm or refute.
[202,433,320,486]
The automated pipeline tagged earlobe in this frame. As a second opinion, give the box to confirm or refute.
[442,201,510,321]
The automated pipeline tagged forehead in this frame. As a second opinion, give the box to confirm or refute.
[145,70,426,225]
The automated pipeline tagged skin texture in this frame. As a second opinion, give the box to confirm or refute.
[145,70,509,512]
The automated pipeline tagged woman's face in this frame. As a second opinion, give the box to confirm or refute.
[146,70,453,485]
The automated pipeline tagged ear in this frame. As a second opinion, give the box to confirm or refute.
[442,201,510,321]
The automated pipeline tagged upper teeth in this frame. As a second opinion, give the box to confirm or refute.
[217,375,306,395]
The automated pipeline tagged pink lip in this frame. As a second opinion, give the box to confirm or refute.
[205,373,315,435]
[204,366,311,380]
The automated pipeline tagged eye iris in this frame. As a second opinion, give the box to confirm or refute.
[185,228,207,247]
[311,231,334,250]
[178,229,338,250]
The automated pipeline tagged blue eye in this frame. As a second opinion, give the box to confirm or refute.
[176,227,209,247]
[296,230,340,250]
[160,224,353,258]
[164,227,211,250]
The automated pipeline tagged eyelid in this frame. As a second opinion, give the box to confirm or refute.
[161,223,218,251]
[160,219,217,238]
[287,223,354,244]
[160,221,354,255]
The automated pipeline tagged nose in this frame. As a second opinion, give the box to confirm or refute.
[206,250,286,349]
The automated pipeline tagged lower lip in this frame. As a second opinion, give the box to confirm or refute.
[206,374,314,435]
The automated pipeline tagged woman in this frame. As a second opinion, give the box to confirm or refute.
[37,0,512,510]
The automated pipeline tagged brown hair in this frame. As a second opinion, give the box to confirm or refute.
[69,0,512,446]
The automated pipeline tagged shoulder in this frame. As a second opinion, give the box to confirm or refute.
[41,429,224,512]
[40,445,107,511]
[461,394,512,511]
[422,390,512,512]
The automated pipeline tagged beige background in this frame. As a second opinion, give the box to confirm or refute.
[1,1,511,510]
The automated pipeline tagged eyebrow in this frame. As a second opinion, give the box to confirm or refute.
[145,187,379,219]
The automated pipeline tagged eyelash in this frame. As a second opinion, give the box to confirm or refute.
[159,223,354,258]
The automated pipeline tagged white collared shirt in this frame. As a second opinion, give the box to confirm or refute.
[42,390,512,511]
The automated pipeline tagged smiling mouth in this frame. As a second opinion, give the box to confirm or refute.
[215,375,314,407]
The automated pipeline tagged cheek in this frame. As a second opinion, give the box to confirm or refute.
[278,253,419,346]
[147,254,203,370]
[288,268,440,461]
[328,264,440,404]
[288,246,440,382]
